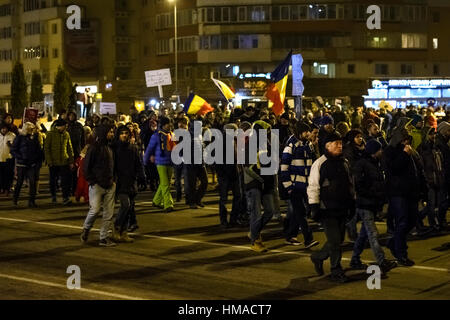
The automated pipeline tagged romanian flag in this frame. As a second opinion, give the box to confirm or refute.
[265,50,292,116]
[184,93,214,116]
[212,78,235,100]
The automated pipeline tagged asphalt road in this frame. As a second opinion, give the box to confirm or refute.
[0,169,449,300]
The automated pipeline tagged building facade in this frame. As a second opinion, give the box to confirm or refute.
[0,0,449,114]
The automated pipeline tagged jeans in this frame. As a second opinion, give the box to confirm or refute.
[0,159,14,191]
[184,164,208,205]
[246,188,275,243]
[284,189,313,243]
[82,103,92,118]
[352,209,385,265]
[311,214,346,275]
[387,197,417,259]
[14,166,38,201]
[153,165,174,209]
[115,193,136,233]
[420,188,441,227]
[83,183,116,240]
[49,165,71,200]
[217,170,242,225]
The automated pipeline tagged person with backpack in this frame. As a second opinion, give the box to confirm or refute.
[143,116,175,213]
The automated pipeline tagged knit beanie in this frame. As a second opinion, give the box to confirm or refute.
[323,131,342,145]
[320,115,334,126]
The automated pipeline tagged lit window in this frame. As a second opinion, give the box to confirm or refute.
[433,38,438,49]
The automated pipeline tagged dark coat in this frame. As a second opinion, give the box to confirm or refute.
[114,141,145,195]
[343,142,365,171]
[354,154,386,211]
[383,144,421,199]
[83,125,115,189]
[10,134,43,167]
[67,120,85,158]
[418,139,446,189]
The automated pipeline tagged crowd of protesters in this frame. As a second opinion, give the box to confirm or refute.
[0,101,449,283]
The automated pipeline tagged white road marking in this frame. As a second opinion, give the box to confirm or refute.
[0,273,146,300]
[0,216,448,273]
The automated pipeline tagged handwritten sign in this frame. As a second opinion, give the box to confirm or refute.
[145,68,172,88]
[100,102,117,115]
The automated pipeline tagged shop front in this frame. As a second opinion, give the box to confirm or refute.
[364,79,450,109]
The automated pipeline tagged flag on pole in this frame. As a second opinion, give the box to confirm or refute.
[265,50,292,116]
[211,78,235,100]
[184,93,214,116]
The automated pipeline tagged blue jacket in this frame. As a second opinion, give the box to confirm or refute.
[143,130,172,166]
[280,135,316,192]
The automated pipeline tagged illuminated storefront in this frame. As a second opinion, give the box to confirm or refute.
[364,79,450,109]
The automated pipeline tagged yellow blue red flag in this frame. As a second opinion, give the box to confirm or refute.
[184,93,214,116]
[265,50,292,116]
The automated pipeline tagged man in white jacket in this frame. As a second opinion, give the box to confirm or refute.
[307,132,355,283]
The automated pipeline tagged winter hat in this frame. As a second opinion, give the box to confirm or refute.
[280,112,290,120]
[323,131,342,145]
[411,114,424,127]
[117,124,131,135]
[346,129,363,144]
[54,119,67,127]
[365,139,382,155]
[159,116,171,128]
[295,122,311,136]
[320,115,334,126]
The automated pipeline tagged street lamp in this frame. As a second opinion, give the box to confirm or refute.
[168,0,178,97]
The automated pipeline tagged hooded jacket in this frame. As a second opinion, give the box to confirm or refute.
[383,123,421,199]
[353,153,386,211]
[143,128,173,166]
[113,138,145,195]
[417,127,445,189]
[44,127,74,167]
[10,124,43,167]
[83,125,115,189]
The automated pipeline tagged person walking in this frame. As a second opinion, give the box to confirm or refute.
[244,120,276,252]
[67,111,86,196]
[143,116,175,212]
[11,122,43,208]
[383,124,421,266]
[280,121,319,248]
[183,120,208,209]
[80,124,117,247]
[350,139,397,273]
[112,125,146,243]
[44,118,74,205]
[308,132,355,283]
